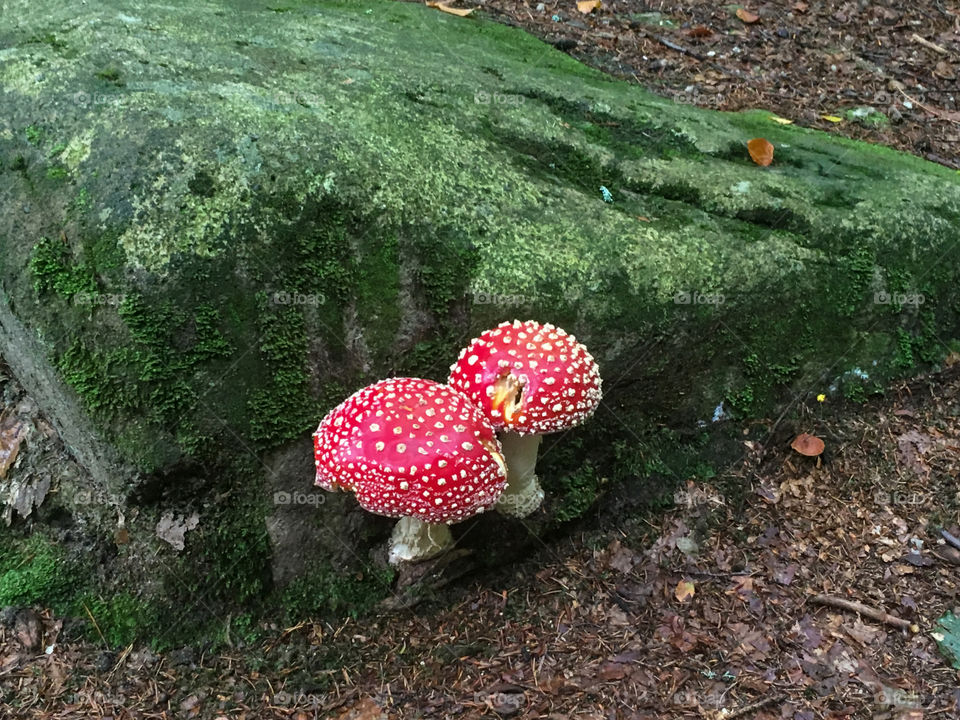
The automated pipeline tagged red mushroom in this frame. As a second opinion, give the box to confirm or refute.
[313,377,507,564]
[448,320,602,517]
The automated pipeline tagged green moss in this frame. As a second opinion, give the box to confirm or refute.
[95,67,123,85]
[28,236,97,297]
[280,561,394,620]
[0,533,79,607]
[247,295,313,447]
[550,460,602,523]
[80,592,157,647]
[24,125,43,146]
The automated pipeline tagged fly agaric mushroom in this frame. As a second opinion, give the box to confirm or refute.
[313,377,507,564]
[448,320,602,517]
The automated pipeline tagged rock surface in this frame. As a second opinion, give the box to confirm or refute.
[0,0,958,640]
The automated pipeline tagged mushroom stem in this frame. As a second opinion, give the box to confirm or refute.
[388,516,454,565]
[495,431,545,518]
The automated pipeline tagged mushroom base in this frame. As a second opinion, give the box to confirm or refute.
[495,431,545,518]
[388,517,454,565]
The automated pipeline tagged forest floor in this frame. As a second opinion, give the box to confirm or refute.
[450,0,960,168]
[0,362,960,720]
[3,2,960,719]
[3,364,960,719]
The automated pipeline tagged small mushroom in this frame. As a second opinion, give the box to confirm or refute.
[312,377,507,564]
[791,432,825,457]
[448,320,602,517]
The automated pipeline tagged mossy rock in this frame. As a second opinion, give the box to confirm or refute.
[0,0,958,643]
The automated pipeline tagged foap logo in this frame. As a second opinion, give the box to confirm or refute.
[272,691,324,707]
[271,291,324,307]
[74,292,125,307]
[473,291,528,306]
[273,491,325,507]
[474,90,525,106]
[872,490,929,507]
[674,290,725,306]
[873,291,924,307]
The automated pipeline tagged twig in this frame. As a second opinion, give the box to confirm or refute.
[717,695,785,719]
[910,33,949,55]
[897,89,960,125]
[811,594,917,632]
[940,528,960,551]
[82,602,109,649]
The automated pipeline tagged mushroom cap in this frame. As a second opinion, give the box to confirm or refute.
[448,320,602,435]
[312,377,507,523]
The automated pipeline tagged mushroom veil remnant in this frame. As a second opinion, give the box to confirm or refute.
[312,377,507,564]
[448,320,602,517]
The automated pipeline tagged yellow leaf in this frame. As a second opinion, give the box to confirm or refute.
[577,0,601,12]
[820,114,843,123]
[425,1,474,17]
[675,580,696,602]
[769,115,793,125]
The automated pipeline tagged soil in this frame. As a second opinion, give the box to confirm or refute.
[3,357,960,718]
[429,0,960,168]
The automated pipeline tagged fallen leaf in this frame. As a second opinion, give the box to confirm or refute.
[791,433,825,457]
[425,1,473,17]
[688,25,713,38]
[747,137,774,166]
[156,511,200,551]
[0,411,26,479]
[820,114,843,123]
[736,8,760,23]
[675,580,695,602]
[793,1,808,12]
[577,0,601,13]
[769,115,793,125]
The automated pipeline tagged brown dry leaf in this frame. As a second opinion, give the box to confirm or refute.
[933,61,956,80]
[338,697,387,720]
[675,580,695,602]
[688,25,713,38]
[425,2,474,17]
[0,411,26,479]
[577,0,601,13]
[736,8,760,23]
[791,433,825,457]
[792,1,808,12]
[747,137,774,166]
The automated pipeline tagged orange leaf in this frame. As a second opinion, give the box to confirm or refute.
[425,1,474,17]
[791,433,825,457]
[747,137,774,166]
[675,580,696,602]
[577,0,601,13]
[736,8,760,23]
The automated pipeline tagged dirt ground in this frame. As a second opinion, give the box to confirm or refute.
[3,360,960,718]
[466,0,960,168]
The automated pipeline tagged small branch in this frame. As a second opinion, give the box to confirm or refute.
[910,33,950,55]
[940,528,960,551]
[897,89,960,125]
[717,695,785,719]
[811,594,917,632]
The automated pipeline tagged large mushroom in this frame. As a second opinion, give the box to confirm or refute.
[312,377,507,564]
[448,320,602,518]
